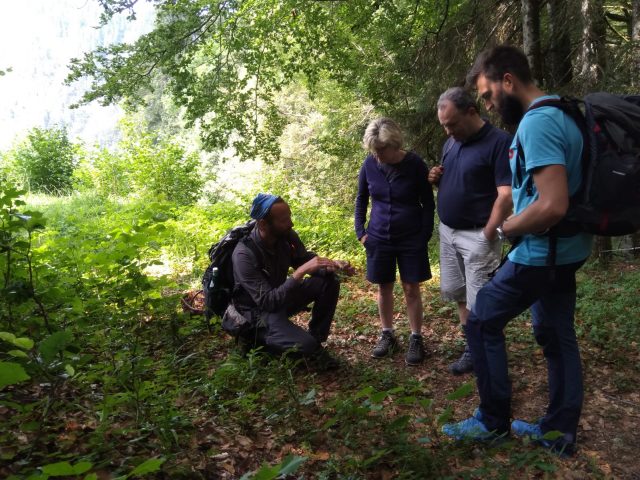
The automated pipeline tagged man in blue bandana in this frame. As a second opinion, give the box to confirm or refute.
[231,193,354,367]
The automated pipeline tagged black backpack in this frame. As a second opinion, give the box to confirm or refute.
[514,93,640,263]
[202,220,262,322]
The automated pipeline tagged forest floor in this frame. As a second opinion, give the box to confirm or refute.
[321,307,640,479]
[182,260,640,479]
[2,261,639,479]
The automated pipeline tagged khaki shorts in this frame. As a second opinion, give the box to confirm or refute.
[438,222,502,310]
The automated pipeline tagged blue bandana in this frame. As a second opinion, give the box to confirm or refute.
[249,193,280,220]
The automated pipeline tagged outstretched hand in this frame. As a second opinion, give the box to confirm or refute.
[293,257,356,281]
[332,260,356,276]
[293,256,336,281]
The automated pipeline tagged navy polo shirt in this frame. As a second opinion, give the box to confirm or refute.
[354,151,434,241]
[437,122,512,229]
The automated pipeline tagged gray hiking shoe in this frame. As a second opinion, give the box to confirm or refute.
[371,331,397,358]
[405,334,426,365]
[448,344,474,375]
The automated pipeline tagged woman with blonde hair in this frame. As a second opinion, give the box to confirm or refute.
[355,117,435,365]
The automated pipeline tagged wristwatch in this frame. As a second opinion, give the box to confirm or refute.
[496,225,506,242]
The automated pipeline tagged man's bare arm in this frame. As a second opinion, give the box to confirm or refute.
[501,164,569,237]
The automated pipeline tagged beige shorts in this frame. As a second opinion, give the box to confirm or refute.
[438,222,502,310]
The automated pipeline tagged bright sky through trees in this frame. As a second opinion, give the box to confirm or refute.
[0,0,153,150]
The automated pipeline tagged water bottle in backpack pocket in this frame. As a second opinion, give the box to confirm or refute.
[203,265,231,320]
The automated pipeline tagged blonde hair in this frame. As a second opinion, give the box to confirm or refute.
[362,117,404,151]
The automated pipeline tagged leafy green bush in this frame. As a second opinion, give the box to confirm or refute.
[8,126,78,194]
[73,120,205,204]
[120,120,205,205]
[73,145,133,197]
[132,139,203,205]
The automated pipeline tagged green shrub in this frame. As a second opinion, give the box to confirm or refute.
[9,126,77,194]
[131,139,203,205]
[73,145,133,197]
[117,121,205,205]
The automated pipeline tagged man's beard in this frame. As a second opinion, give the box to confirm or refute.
[269,224,292,239]
[274,229,291,239]
[498,91,525,126]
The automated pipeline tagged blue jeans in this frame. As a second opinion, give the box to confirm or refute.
[465,259,585,441]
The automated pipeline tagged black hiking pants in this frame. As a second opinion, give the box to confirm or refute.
[257,273,340,356]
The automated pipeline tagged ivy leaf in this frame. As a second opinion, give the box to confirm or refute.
[278,455,308,475]
[7,350,29,358]
[245,465,280,480]
[128,457,165,477]
[542,430,564,441]
[13,337,34,350]
[40,460,92,476]
[436,406,453,426]
[39,331,73,364]
[41,461,75,476]
[0,362,30,390]
[0,332,16,342]
[73,462,93,474]
[0,332,31,349]
[446,381,474,401]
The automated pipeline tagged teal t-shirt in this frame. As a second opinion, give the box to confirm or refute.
[508,95,593,266]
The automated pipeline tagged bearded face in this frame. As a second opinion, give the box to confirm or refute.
[264,202,294,239]
[496,89,525,126]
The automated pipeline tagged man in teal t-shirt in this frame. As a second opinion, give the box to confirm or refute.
[508,97,592,266]
[441,45,593,457]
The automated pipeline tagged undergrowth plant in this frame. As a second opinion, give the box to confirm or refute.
[1,188,635,478]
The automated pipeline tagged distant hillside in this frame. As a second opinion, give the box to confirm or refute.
[0,0,154,150]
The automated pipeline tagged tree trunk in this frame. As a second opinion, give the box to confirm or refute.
[580,0,607,91]
[593,236,613,266]
[547,0,573,89]
[522,0,543,85]
[633,0,640,88]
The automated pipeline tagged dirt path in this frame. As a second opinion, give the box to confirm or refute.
[316,276,640,479]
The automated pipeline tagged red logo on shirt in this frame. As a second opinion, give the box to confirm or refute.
[508,148,515,160]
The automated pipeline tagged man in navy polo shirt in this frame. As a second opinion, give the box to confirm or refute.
[428,87,512,375]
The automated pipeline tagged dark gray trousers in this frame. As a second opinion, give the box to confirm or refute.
[259,273,340,355]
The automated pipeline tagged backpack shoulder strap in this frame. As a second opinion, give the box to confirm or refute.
[525,97,590,168]
[240,235,269,279]
[516,97,591,199]
[514,136,533,196]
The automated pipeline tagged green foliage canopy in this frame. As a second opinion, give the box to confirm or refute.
[66,0,487,162]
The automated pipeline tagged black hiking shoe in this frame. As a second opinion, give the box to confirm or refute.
[511,419,576,457]
[371,331,397,358]
[448,344,474,375]
[405,334,426,366]
[308,347,341,371]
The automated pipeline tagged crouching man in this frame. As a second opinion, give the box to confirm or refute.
[231,193,354,367]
